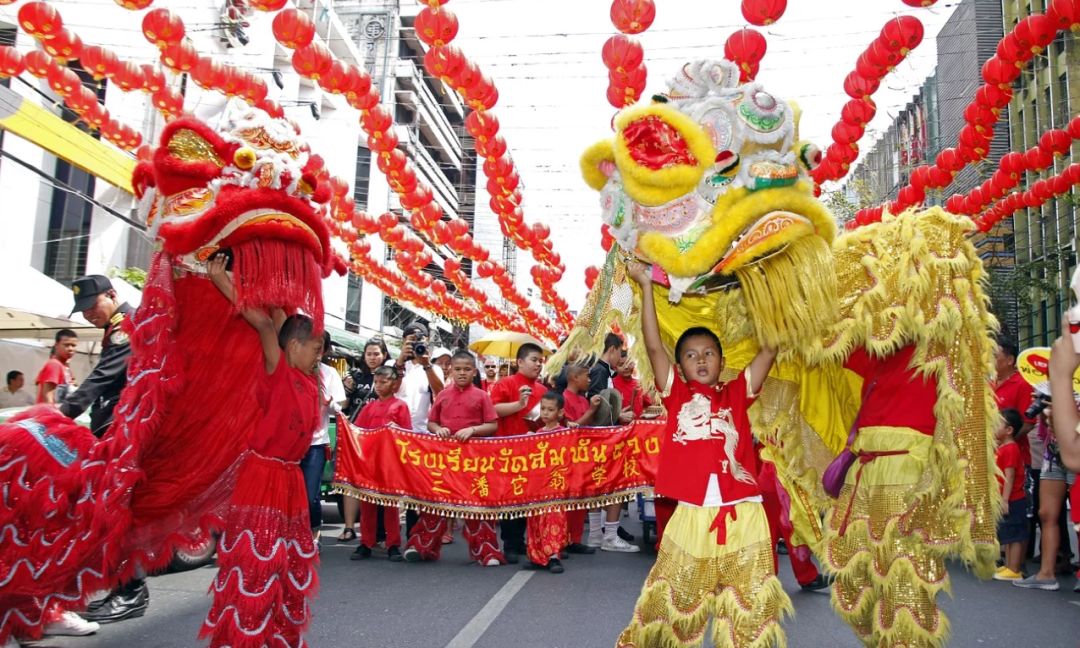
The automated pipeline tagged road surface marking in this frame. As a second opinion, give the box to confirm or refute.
[444,571,535,648]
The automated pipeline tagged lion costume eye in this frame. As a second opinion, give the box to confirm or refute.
[612,104,716,207]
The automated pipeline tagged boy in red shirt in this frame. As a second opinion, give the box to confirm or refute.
[36,329,78,404]
[521,391,573,573]
[490,343,546,563]
[995,408,1030,581]
[350,365,411,562]
[613,357,650,418]
[561,365,605,554]
[617,262,790,648]
[402,350,505,566]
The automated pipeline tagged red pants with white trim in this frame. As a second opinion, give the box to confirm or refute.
[405,512,505,564]
[526,512,569,566]
[359,502,401,549]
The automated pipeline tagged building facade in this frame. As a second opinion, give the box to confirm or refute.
[1005,0,1080,347]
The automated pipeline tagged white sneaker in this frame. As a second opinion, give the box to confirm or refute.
[3,636,21,647]
[601,535,640,553]
[43,611,100,636]
[483,557,502,567]
[586,531,603,548]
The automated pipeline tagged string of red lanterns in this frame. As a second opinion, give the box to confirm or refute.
[602,0,654,109]
[850,2,1079,227]
[253,5,562,340]
[413,0,572,330]
[812,15,924,187]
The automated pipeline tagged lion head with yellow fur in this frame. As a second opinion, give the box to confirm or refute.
[569,59,838,358]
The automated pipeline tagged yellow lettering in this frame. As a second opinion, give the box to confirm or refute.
[395,439,412,464]
[471,475,490,498]
[591,444,608,464]
[644,437,660,455]
[446,447,462,472]
[571,438,592,463]
[430,471,452,495]
[510,455,528,474]
[528,441,549,470]
[548,447,568,466]
[511,474,528,496]
[498,447,514,473]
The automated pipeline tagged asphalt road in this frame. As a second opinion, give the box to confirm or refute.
[29,504,1080,648]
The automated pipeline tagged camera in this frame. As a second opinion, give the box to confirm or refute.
[412,338,428,358]
[1026,391,1051,420]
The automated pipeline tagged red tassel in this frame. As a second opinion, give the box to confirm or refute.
[233,238,324,332]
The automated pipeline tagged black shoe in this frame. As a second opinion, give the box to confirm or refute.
[387,546,403,562]
[350,545,372,561]
[523,561,545,571]
[800,574,832,594]
[566,543,596,555]
[548,558,564,574]
[504,549,520,564]
[617,526,634,542]
[83,582,149,624]
[777,539,788,555]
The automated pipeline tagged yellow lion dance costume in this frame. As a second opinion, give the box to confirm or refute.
[550,60,1000,648]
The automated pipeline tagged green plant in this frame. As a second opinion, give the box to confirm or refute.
[107,266,148,290]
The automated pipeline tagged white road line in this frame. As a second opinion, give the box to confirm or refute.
[444,571,535,648]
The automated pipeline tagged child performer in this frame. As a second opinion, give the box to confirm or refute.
[349,365,411,562]
[402,350,505,566]
[200,254,323,648]
[521,391,575,573]
[562,364,604,555]
[616,261,791,648]
[994,408,1029,582]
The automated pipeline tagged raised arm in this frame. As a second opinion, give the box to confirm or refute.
[208,254,280,374]
[1050,317,1080,472]
[626,261,671,391]
[747,346,777,396]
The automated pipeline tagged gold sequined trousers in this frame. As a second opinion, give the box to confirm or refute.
[616,501,792,648]
[822,427,951,648]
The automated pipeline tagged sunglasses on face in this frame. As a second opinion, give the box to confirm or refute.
[484,365,496,369]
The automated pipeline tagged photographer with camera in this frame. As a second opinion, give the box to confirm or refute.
[391,321,445,431]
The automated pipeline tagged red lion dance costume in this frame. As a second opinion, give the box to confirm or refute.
[0,105,340,647]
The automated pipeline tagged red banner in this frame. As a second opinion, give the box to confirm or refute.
[332,414,664,519]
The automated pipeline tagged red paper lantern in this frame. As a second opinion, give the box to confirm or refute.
[865,39,904,71]
[466,75,499,111]
[23,50,55,78]
[1040,128,1073,156]
[935,147,964,172]
[142,9,185,49]
[141,64,165,94]
[880,16,924,54]
[243,76,269,104]
[1025,146,1054,170]
[292,42,333,80]
[47,64,80,96]
[944,194,966,213]
[320,60,352,94]
[724,28,767,71]
[611,0,656,34]
[901,0,938,6]
[114,0,153,9]
[18,2,63,41]
[415,7,459,48]
[1068,115,1080,140]
[81,45,117,81]
[43,29,81,63]
[249,0,288,9]
[272,9,316,50]
[831,121,864,146]
[999,150,1026,176]
[112,60,145,92]
[465,111,501,140]
[982,56,1019,88]
[584,266,600,290]
[160,40,198,73]
[602,34,644,72]
[997,34,1027,65]
[152,87,183,115]
[477,134,507,160]
[66,85,99,114]
[974,83,1011,110]
[424,45,466,82]
[843,72,880,100]
[1025,13,1060,49]
[0,46,24,78]
[191,58,224,90]
[841,98,876,127]
[741,0,786,26]
[1048,0,1080,32]
[855,50,889,80]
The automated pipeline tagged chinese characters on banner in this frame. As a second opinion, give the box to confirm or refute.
[332,414,664,519]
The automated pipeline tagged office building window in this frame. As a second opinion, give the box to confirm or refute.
[354,146,371,210]
[43,159,95,285]
[345,271,362,333]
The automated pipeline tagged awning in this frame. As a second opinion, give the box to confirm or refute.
[0,84,135,193]
[0,306,101,342]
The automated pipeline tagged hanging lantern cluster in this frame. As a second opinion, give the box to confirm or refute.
[813,16,924,187]
[603,0,653,109]
[852,6,1072,227]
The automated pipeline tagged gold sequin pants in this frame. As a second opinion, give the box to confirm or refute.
[616,501,792,648]
[822,426,951,648]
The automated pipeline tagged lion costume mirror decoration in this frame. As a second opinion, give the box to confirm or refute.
[551,59,1000,648]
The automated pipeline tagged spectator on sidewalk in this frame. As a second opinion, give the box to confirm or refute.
[481,358,498,392]
[302,332,346,549]
[0,370,33,408]
[36,329,78,404]
[338,338,390,542]
[995,409,1030,582]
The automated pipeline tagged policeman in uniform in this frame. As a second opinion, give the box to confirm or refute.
[59,275,149,623]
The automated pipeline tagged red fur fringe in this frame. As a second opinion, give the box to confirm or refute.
[233,238,324,331]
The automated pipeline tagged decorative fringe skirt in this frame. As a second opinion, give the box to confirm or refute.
[822,426,953,648]
[200,452,319,648]
[616,501,792,648]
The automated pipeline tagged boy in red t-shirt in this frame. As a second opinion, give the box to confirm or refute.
[490,343,547,563]
[36,329,78,404]
[403,350,505,566]
[616,261,791,648]
[351,365,411,562]
[520,391,573,573]
[995,408,1030,581]
[563,364,602,425]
